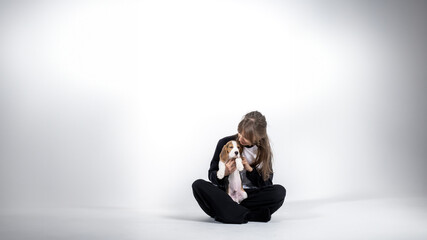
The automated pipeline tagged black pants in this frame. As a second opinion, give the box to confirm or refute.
[192,179,286,224]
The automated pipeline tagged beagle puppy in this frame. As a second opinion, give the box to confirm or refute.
[217,140,248,204]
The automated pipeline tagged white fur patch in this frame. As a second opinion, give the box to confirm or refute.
[217,161,225,179]
[235,157,244,172]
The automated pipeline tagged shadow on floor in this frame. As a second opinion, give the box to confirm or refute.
[161,213,217,223]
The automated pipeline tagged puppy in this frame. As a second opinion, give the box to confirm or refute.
[217,140,248,204]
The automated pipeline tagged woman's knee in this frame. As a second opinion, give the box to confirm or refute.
[273,184,286,201]
[192,179,207,191]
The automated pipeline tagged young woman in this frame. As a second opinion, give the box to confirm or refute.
[192,111,286,224]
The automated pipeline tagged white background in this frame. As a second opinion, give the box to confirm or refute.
[1,0,426,211]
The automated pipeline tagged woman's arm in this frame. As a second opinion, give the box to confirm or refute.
[246,167,273,187]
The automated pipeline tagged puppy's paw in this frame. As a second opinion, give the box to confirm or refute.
[217,170,224,179]
[236,158,244,171]
[242,191,248,200]
[236,191,248,204]
[237,163,244,172]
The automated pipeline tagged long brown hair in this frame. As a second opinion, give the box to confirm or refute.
[237,111,273,181]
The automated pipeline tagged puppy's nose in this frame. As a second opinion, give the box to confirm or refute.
[234,151,239,155]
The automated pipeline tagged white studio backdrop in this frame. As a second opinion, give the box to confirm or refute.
[0,1,426,211]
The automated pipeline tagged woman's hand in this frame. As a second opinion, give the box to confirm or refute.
[224,159,236,177]
[241,157,253,172]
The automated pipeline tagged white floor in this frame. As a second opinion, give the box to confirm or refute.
[1,197,427,240]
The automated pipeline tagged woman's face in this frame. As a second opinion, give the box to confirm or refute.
[238,132,253,146]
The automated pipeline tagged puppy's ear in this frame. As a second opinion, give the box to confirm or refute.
[219,144,228,162]
[236,141,243,153]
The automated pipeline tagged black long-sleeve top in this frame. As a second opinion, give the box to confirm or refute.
[208,134,273,190]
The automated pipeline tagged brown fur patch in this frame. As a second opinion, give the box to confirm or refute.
[219,142,231,163]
